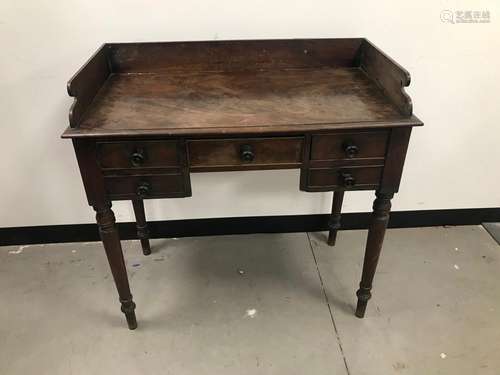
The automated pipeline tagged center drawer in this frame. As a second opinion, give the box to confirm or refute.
[188,137,304,171]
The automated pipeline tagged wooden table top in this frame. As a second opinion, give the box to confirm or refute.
[62,39,422,139]
[72,68,409,136]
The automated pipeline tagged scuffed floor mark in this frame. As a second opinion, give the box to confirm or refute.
[245,308,257,318]
[393,362,407,371]
[8,245,29,254]
[482,255,494,264]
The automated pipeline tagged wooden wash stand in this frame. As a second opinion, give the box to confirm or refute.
[62,38,423,329]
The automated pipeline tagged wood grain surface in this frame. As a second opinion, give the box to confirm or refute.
[76,68,405,133]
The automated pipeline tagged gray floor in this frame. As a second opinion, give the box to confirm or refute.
[1,226,499,375]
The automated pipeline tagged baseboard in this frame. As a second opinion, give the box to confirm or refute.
[1,208,499,247]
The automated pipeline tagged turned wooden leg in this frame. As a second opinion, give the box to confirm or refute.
[327,191,344,246]
[94,203,137,330]
[132,199,151,256]
[355,191,393,318]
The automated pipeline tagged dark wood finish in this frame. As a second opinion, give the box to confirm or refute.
[67,45,110,128]
[63,39,422,328]
[64,117,421,139]
[358,40,413,116]
[305,165,384,191]
[72,138,138,329]
[94,203,137,329]
[307,157,386,169]
[299,134,313,190]
[188,137,303,172]
[70,69,406,136]
[62,39,422,140]
[327,191,344,246]
[97,140,180,169]
[311,130,389,161]
[104,174,189,200]
[379,128,412,193]
[132,199,151,256]
[108,39,363,73]
[356,192,393,318]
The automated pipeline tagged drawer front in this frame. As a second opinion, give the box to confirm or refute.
[188,137,303,170]
[97,141,181,169]
[307,166,383,191]
[311,131,389,161]
[104,174,190,200]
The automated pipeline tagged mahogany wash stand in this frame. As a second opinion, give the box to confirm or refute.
[62,39,423,329]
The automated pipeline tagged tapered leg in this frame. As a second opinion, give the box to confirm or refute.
[132,199,151,256]
[327,191,344,246]
[94,203,137,329]
[355,191,393,318]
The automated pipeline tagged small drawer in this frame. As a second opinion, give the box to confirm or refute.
[307,166,383,190]
[311,131,389,161]
[104,174,190,200]
[188,137,303,171]
[97,140,181,169]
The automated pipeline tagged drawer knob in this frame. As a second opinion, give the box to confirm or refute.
[340,172,356,187]
[130,148,146,167]
[136,182,151,198]
[342,140,359,158]
[240,144,255,162]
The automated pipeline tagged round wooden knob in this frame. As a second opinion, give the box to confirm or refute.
[340,172,356,187]
[240,144,255,162]
[136,182,151,198]
[130,148,146,167]
[342,140,359,158]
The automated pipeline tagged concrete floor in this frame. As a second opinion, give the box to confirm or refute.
[0,225,499,374]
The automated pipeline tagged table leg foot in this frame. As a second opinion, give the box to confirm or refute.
[139,238,151,256]
[355,287,371,318]
[120,298,138,330]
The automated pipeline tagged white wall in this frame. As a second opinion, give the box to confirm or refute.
[1,1,499,227]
